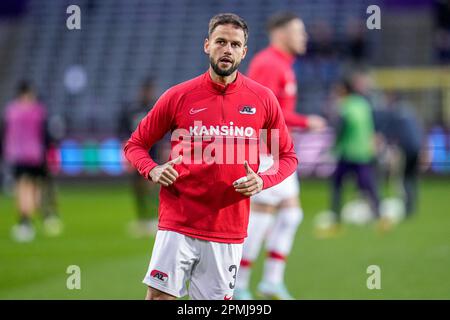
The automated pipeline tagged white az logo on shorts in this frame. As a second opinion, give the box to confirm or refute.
[150,269,168,282]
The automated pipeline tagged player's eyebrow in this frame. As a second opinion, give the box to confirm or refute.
[215,37,243,47]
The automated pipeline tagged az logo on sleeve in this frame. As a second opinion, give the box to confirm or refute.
[150,270,169,282]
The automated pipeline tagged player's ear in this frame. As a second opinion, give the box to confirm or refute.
[241,45,248,60]
[204,38,210,55]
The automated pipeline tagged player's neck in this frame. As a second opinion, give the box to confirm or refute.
[208,68,237,86]
[18,96,35,105]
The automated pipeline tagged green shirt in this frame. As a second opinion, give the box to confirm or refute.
[334,94,375,163]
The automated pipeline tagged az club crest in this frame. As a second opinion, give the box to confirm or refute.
[239,105,256,115]
[150,270,168,282]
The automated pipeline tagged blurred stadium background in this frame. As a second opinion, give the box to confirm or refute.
[0,0,449,299]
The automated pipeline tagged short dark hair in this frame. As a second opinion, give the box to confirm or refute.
[266,12,300,32]
[141,77,155,89]
[339,76,356,95]
[208,13,249,44]
[16,80,33,96]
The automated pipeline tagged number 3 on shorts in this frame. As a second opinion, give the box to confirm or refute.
[228,265,237,289]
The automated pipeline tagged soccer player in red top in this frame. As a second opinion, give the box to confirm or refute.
[235,13,326,300]
[124,13,298,300]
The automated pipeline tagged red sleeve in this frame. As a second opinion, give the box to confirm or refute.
[281,107,309,128]
[259,90,299,189]
[123,90,175,179]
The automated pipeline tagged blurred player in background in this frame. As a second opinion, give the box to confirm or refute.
[318,75,387,237]
[383,92,423,217]
[119,79,167,237]
[124,13,298,300]
[234,13,326,300]
[1,81,53,242]
[39,114,63,237]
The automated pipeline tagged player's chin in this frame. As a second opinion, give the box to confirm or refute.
[218,65,234,75]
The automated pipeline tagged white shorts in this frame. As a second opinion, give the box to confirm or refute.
[143,230,243,300]
[252,154,300,206]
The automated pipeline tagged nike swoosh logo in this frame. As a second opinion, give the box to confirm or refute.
[189,107,207,115]
[224,295,233,300]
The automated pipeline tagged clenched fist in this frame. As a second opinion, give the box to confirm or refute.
[148,155,182,187]
[233,161,264,197]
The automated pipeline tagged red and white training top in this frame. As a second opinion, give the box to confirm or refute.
[124,71,298,243]
[247,46,309,129]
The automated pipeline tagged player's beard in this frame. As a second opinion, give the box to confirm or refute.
[209,56,240,77]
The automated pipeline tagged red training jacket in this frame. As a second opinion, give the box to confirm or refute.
[124,71,298,243]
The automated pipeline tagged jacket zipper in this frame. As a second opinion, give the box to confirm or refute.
[220,91,226,123]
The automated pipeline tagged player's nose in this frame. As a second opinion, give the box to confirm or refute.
[223,42,233,53]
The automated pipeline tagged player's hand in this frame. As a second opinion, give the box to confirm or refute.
[307,115,327,131]
[148,155,182,187]
[233,161,263,197]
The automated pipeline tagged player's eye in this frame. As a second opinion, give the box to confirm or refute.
[232,42,241,48]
